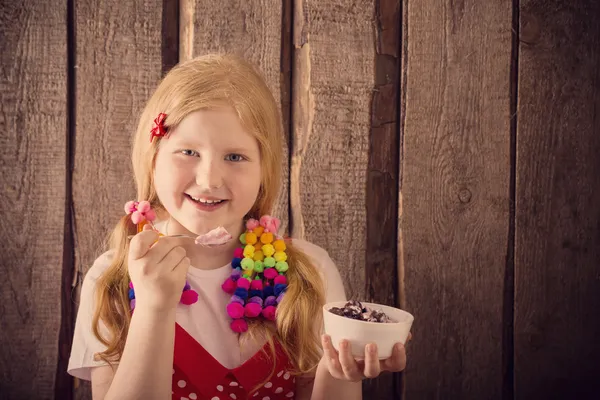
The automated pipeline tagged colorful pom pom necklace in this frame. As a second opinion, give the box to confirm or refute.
[221,215,288,333]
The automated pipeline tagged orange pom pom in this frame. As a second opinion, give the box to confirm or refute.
[260,232,274,244]
[245,232,257,245]
[273,239,286,252]
[253,226,264,237]
[254,243,263,251]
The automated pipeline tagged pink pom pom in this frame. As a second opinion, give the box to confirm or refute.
[129,281,134,289]
[237,278,250,290]
[130,299,136,310]
[221,278,236,294]
[263,268,278,280]
[131,211,144,224]
[180,289,198,305]
[227,302,245,319]
[124,201,137,214]
[250,280,263,290]
[259,216,271,229]
[145,209,156,222]
[233,248,244,258]
[231,319,248,333]
[244,302,262,318]
[246,219,259,230]
[137,201,151,213]
[274,275,287,285]
[262,305,277,321]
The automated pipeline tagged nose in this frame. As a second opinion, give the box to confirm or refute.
[196,158,223,189]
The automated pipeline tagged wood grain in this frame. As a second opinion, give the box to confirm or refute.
[400,0,512,397]
[515,1,600,398]
[72,1,164,398]
[185,0,290,234]
[0,1,67,398]
[363,0,402,398]
[291,0,374,302]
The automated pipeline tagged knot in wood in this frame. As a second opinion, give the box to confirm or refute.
[458,188,472,203]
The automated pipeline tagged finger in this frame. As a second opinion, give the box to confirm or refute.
[321,335,344,379]
[129,230,160,260]
[157,245,187,269]
[142,223,154,231]
[145,237,187,264]
[363,343,381,378]
[338,340,362,381]
[172,256,191,273]
[381,343,407,372]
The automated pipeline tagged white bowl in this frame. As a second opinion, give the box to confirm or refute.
[323,301,414,359]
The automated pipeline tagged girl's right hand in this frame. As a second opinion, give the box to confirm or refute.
[127,224,191,312]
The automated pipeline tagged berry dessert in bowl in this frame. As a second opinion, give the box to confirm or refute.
[323,300,414,359]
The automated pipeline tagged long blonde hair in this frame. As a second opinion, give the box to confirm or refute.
[92,54,325,381]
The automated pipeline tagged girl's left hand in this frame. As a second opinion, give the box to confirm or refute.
[321,333,412,382]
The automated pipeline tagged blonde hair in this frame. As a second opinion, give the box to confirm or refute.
[92,54,325,385]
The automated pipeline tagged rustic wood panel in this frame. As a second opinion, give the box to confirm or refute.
[291,0,373,301]
[184,0,290,233]
[514,1,600,398]
[0,1,67,399]
[364,0,402,398]
[72,1,165,398]
[400,0,512,398]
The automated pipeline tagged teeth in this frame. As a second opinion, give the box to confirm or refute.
[190,195,223,204]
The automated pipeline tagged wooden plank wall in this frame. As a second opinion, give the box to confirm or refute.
[1,0,599,399]
[401,0,512,398]
[0,1,68,399]
[514,1,600,398]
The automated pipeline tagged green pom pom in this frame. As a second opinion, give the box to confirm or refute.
[253,260,264,273]
[241,257,254,271]
[239,233,247,245]
[264,257,276,268]
[275,261,289,272]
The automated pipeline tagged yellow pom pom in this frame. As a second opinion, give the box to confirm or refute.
[253,250,264,261]
[245,232,257,245]
[274,251,287,262]
[273,239,286,252]
[260,232,274,244]
[262,243,275,257]
[253,226,264,237]
[243,244,255,258]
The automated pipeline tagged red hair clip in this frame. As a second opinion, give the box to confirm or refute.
[150,113,168,142]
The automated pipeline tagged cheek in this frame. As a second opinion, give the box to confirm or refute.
[153,154,188,194]
[228,165,261,199]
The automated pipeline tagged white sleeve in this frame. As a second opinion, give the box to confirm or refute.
[67,251,115,381]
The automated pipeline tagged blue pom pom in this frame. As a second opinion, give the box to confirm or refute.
[263,285,274,297]
[128,288,135,300]
[232,257,242,268]
[249,289,263,298]
[234,288,248,300]
[274,283,287,296]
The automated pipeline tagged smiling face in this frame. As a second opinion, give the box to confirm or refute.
[153,107,262,237]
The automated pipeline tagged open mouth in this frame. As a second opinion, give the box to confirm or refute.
[185,194,228,208]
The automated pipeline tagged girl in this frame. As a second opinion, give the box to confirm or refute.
[68,54,408,400]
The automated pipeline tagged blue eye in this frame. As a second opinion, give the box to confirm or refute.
[181,149,199,157]
[225,154,245,162]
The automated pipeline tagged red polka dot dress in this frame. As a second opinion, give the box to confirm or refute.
[172,324,296,400]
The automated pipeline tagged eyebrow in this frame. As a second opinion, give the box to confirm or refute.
[172,140,257,155]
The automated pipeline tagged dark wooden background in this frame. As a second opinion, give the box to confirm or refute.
[1,0,599,399]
